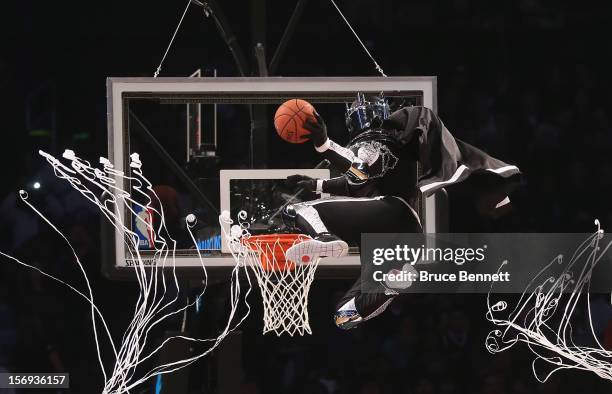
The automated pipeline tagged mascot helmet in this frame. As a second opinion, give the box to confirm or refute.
[345,93,390,138]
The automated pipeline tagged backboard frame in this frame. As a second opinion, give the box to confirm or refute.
[104,76,443,281]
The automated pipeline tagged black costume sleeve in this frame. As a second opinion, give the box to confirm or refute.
[321,176,350,195]
[384,106,522,213]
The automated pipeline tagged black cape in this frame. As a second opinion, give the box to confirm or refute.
[383,106,522,215]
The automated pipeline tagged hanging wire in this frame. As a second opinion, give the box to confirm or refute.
[155,0,385,78]
[153,0,193,78]
[328,0,387,77]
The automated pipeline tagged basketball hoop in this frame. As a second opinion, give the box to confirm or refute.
[223,214,321,336]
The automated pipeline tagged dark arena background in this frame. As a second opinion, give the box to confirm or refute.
[2,1,612,393]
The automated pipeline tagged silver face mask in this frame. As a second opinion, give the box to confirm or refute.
[345,93,391,138]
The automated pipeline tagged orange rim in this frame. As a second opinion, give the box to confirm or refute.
[244,233,310,271]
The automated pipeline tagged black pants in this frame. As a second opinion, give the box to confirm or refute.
[292,196,422,320]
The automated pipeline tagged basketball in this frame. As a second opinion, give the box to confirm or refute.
[273,99,316,144]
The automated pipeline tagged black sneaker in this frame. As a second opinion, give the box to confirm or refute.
[333,309,363,330]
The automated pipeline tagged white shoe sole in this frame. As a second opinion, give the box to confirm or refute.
[285,239,349,264]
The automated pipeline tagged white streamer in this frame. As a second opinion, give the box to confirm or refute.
[1,150,254,394]
[486,220,612,382]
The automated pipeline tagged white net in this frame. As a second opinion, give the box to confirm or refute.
[222,211,321,336]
